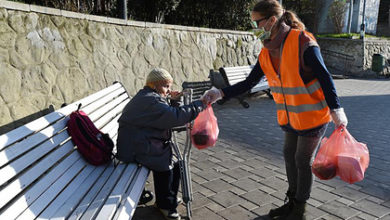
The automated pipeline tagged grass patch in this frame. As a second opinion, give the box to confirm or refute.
[316,33,390,40]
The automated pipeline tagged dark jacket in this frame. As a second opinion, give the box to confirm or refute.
[116,86,205,171]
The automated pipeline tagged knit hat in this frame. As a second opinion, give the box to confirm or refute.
[146,68,173,84]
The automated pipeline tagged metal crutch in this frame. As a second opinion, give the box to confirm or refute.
[172,89,194,219]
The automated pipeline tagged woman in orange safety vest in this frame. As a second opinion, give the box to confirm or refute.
[203,0,348,219]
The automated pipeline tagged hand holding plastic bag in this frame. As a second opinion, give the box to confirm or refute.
[191,105,219,149]
[312,126,370,184]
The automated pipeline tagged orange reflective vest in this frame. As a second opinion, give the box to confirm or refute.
[259,29,331,131]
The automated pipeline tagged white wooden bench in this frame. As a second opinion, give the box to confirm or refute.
[0,82,149,220]
[218,65,272,108]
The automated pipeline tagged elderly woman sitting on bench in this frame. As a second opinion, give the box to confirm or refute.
[116,68,206,220]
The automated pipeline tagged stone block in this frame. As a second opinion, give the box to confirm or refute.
[86,14,107,23]
[61,10,86,20]
[30,4,60,16]
[217,205,257,219]
[201,179,233,193]
[192,207,225,220]
[319,200,361,219]
[0,1,29,12]
[106,17,126,26]
[209,191,247,208]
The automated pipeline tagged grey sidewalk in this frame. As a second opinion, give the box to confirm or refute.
[134,78,390,220]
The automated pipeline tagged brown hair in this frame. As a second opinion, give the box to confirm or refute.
[252,0,305,31]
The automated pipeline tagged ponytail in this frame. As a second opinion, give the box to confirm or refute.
[280,10,305,31]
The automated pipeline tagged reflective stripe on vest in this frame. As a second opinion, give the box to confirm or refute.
[259,29,331,130]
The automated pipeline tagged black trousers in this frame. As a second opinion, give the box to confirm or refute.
[153,162,181,211]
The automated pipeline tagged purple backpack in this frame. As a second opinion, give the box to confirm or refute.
[67,105,114,165]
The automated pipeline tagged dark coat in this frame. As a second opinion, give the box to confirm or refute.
[116,87,204,171]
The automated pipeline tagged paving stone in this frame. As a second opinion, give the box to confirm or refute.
[192,207,225,220]
[331,186,369,201]
[311,188,340,203]
[359,185,390,201]
[261,176,288,191]
[240,189,277,206]
[196,169,225,181]
[319,200,361,219]
[367,196,385,204]
[242,158,268,169]
[191,192,214,209]
[206,201,226,213]
[351,199,390,218]
[209,191,247,208]
[306,205,329,219]
[202,179,233,193]
[248,167,275,179]
[317,214,344,220]
[381,214,390,220]
[350,212,378,220]
[219,175,237,183]
[193,159,221,171]
[191,173,209,184]
[231,177,263,192]
[217,159,242,170]
[251,203,277,217]
[336,197,355,206]
[223,167,253,180]
[217,205,258,220]
[229,186,248,195]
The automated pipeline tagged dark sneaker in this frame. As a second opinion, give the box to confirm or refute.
[268,191,295,219]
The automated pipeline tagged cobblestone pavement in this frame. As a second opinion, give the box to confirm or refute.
[133,78,390,220]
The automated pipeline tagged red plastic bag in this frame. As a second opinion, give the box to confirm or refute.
[312,135,339,180]
[191,105,219,149]
[336,127,369,184]
[312,126,369,184]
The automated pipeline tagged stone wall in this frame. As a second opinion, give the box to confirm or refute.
[0,1,260,133]
[317,37,390,77]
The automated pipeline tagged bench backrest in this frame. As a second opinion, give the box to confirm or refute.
[219,65,254,86]
[182,81,212,100]
[0,82,148,219]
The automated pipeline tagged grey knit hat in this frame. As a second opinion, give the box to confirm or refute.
[146,68,173,84]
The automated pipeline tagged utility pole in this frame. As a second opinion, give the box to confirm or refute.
[347,0,353,34]
[360,0,366,39]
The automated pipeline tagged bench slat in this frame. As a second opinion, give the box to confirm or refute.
[0,83,122,149]
[81,87,126,115]
[67,165,116,220]
[79,164,127,220]
[89,94,128,123]
[93,98,129,130]
[36,164,97,219]
[0,151,81,219]
[47,165,106,220]
[16,158,87,220]
[0,130,69,187]
[115,167,149,220]
[95,164,138,220]
[0,117,68,168]
[0,138,74,210]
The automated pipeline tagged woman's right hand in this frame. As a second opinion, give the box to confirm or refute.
[201,87,223,105]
